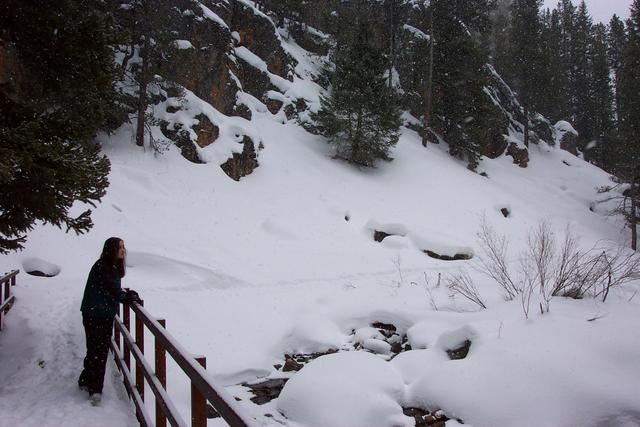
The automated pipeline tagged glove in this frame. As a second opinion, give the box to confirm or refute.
[123,289,142,304]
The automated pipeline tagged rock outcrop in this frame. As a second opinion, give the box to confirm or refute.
[555,121,579,156]
[507,142,529,168]
[220,136,259,181]
[128,0,564,173]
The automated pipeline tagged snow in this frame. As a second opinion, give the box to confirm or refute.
[277,352,408,427]
[3,110,638,425]
[155,86,261,164]
[234,45,321,106]
[21,257,61,277]
[173,40,193,50]
[1,11,640,427]
[401,300,640,427]
[281,315,347,355]
[198,3,228,29]
[555,120,578,135]
[0,280,136,426]
[403,24,431,41]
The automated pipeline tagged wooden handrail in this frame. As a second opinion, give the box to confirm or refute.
[112,318,184,427]
[110,339,154,427]
[112,299,255,427]
[0,270,19,331]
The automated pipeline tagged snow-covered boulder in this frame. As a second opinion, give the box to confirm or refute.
[277,351,408,427]
[555,120,579,156]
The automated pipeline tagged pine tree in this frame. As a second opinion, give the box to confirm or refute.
[0,0,119,253]
[267,0,308,32]
[426,0,496,168]
[618,0,640,249]
[311,1,401,167]
[569,1,594,145]
[489,0,514,83]
[396,0,434,142]
[608,15,626,130]
[113,0,183,148]
[538,8,566,122]
[508,0,543,147]
[583,24,615,168]
[383,0,410,88]
[556,0,576,120]
[590,24,614,140]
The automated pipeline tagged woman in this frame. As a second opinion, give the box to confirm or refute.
[78,237,139,405]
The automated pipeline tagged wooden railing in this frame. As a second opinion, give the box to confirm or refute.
[0,270,19,331]
[111,299,254,427]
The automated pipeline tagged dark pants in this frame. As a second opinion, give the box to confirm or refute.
[78,315,114,395]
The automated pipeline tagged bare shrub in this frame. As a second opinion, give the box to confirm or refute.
[475,219,640,316]
[526,222,555,313]
[568,247,640,301]
[421,272,440,311]
[518,250,537,318]
[446,270,487,309]
[476,217,519,300]
[550,228,583,297]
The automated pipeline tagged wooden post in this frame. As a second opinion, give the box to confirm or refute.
[191,356,207,427]
[155,319,167,427]
[115,304,121,351]
[0,279,5,330]
[124,303,131,369]
[3,279,9,311]
[135,301,145,401]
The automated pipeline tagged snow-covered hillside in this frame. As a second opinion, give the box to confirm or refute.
[1,2,639,425]
[1,104,639,427]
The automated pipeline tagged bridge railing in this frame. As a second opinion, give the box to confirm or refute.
[111,299,255,427]
[0,270,19,331]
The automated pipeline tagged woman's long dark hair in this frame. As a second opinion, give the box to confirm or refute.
[101,237,126,278]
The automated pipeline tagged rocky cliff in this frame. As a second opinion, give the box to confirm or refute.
[121,0,574,177]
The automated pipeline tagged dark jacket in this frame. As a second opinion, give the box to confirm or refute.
[80,259,125,318]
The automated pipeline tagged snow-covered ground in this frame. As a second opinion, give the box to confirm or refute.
[1,99,639,426]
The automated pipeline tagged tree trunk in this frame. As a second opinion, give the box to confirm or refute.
[120,5,138,80]
[523,104,530,147]
[632,175,638,251]
[388,0,396,89]
[135,42,148,148]
[422,6,434,147]
[613,67,622,130]
[354,107,363,162]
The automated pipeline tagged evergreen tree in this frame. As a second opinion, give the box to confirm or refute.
[489,0,514,83]
[394,0,435,145]
[584,24,615,168]
[569,1,594,144]
[0,0,120,253]
[590,24,614,140]
[311,1,401,167]
[557,0,576,120]
[429,0,496,168]
[608,15,626,130]
[618,0,640,249]
[113,0,183,148]
[267,0,308,32]
[508,0,543,146]
[538,8,566,122]
[383,0,411,88]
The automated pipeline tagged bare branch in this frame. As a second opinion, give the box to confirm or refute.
[476,217,519,300]
[446,270,487,310]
